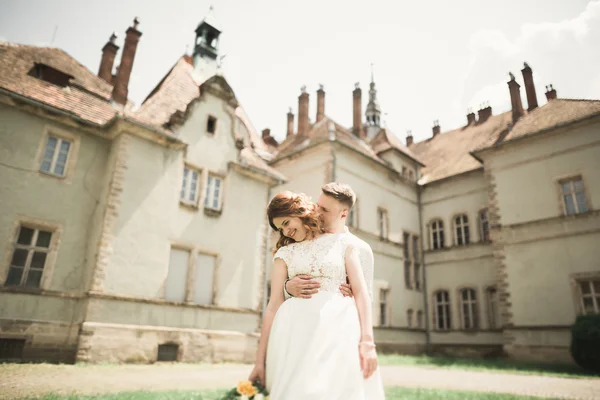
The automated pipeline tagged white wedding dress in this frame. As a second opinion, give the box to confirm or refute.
[266,233,385,399]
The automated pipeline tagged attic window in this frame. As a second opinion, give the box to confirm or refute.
[207,116,217,135]
[28,63,73,88]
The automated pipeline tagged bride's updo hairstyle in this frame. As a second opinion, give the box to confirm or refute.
[267,191,324,249]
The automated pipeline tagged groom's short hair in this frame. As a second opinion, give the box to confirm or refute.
[321,182,356,209]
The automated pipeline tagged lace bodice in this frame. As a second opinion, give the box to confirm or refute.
[274,233,373,299]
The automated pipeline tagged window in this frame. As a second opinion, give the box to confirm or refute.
[205,175,223,210]
[404,260,412,289]
[407,309,414,328]
[460,288,479,330]
[454,214,470,246]
[479,209,490,242]
[40,135,71,177]
[377,208,388,240]
[29,63,73,87]
[207,116,217,134]
[379,288,389,326]
[403,232,410,258]
[430,219,444,250]
[416,310,423,329]
[164,248,216,305]
[433,290,451,330]
[157,343,179,362]
[164,248,190,302]
[578,279,600,315]
[180,166,201,206]
[560,177,588,216]
[413,236,421,290]
[408,170,414,181]
[0,339,25,362]
[486,286,499,329]
[5,226,53,288]
[401,166,407,177]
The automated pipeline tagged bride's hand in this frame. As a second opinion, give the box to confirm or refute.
[248,364,266,386]
[359,342,378,379]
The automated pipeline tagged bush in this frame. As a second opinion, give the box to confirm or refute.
[570,314,600,373]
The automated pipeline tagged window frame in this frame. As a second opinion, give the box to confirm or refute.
[557,175,590,216]
[429,218,445,250]
[573,275,600,315]
[377,207,389,240]
[204,173,225,212]
[1,217,62,290]
[34,126,80,183]
[163,243,220,306]
[379,287,390,327]
[485,285,500,329]
[479,208,490,242]
[458,287,479,330]
[453,213,470,246]
[432,289,451,331]
[180,164,203,208]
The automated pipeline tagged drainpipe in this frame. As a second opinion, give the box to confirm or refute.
[417,178,431,352]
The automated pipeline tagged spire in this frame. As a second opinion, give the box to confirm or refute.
[193,5,222,79]
[365,63,382,139]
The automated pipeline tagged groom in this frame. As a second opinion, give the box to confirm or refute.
[283,182,374,301]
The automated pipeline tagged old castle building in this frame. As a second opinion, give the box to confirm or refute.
[1,9,598,364]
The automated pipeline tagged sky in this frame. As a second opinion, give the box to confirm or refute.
[1,0,599,143]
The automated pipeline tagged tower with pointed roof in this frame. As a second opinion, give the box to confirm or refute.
[193,6,222,79]
[365,64,382,139]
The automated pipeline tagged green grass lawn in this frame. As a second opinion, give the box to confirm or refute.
[23,388,560,400]
[378,354,596,379]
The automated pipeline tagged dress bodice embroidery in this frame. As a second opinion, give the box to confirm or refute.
[273,234,352,294]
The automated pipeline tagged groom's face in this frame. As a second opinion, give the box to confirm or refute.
[317,194,347,229]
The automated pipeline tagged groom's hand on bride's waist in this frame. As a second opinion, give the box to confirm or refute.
[286,275,320,298]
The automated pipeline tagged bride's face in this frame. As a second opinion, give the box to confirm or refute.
[272,216,308,242]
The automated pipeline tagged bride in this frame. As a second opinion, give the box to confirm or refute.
[249,191,385,399]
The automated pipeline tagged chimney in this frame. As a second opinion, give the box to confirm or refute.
[262,128,271,139]
[432,120,441,136]
[406,130,413,146]
[98,33,119,84]
[316,84,325,122]
[352,82,363,138]
[545,84,557,101]
[286,107,294,137]
[507,72,524,124]
[521,62,538,111]
[466,108,476,125]
[297,86,309,136]
[477,102,492,123]
[112,17,142,106]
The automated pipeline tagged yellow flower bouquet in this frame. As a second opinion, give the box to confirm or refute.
[219,380,269,400]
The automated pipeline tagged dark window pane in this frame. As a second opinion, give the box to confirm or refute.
[17,227,34,245]
[561,182,572,194]
[464,226,470,244]
[25,270,43,288]
[36,231,52,248]
[5,267,24,286]
[564,195,576,215]
[573,179,584,192]
[30,252,47,270]
[583,297,595,314]
[575,192,588,213]
[440,231,445,248]
[581,282,591,295]
[10,249,28,267]
[593,281,600,293]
